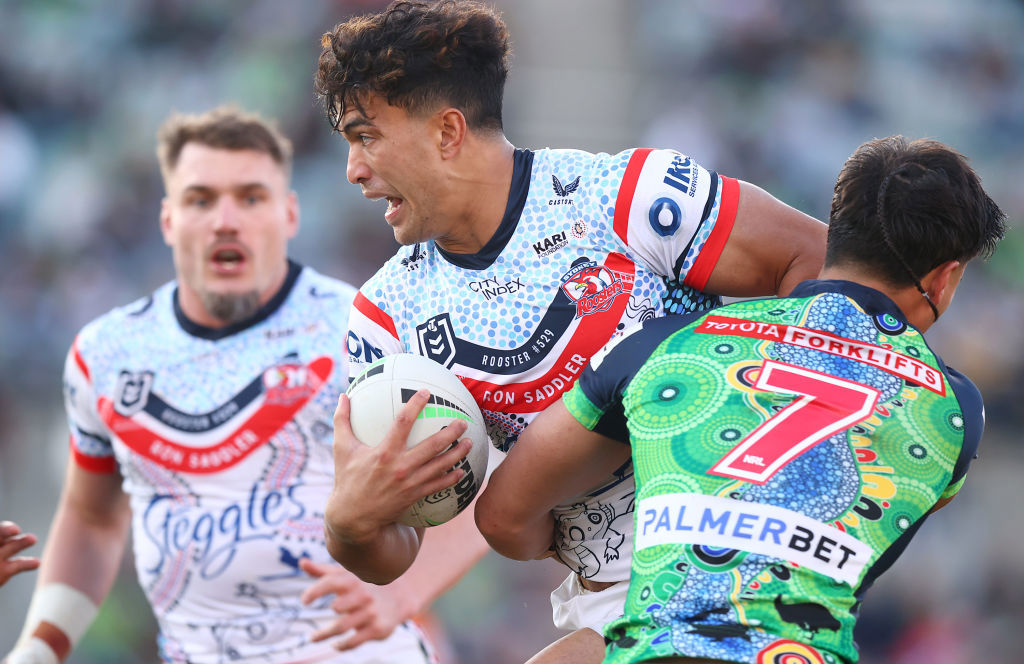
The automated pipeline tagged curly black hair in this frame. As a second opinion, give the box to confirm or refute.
[826,136,1005,285]
[315,0,511,133]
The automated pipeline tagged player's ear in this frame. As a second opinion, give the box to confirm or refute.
[438,107,467,159]
[286,190,300,239]
[159,197,174,246]
[923,259,964,315]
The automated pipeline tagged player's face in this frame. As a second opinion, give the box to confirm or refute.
[160,143,298,327]
[340,94,450,245]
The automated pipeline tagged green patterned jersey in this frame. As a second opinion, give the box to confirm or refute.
[562,280,983,664]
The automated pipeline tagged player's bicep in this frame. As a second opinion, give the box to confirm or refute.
[478,401,629,526]
[60,459,129,528]
[703,180,826,297]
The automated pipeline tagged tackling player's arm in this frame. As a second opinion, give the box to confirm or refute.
[704,180,827,298]
[324,389,472,584]
[6,462,130,664]
[475,400,630,561]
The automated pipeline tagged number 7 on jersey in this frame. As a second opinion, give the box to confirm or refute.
[710,359,881,485]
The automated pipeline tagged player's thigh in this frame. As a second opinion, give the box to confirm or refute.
[525,627,607,664]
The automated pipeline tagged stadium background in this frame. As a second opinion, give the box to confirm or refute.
[1,1,1022,662]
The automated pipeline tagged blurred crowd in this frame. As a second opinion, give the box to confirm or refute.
[0,1,1021,662]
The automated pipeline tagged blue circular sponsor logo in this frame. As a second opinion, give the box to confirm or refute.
[648,197,681,237]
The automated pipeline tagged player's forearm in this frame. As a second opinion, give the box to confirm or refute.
[478,505,554,562]
[35,499,130,602]
[387,500,491,618]
[324,518,422,585]
[8,498,129,663]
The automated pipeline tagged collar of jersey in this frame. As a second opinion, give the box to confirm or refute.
[790,279,909,324]
[172,259,303,341]
[434,148,534,270]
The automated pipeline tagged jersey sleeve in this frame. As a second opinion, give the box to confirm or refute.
[943,365,985,501]
[346,289,407,381]
[63,335,117,473]
[608,148,740,290]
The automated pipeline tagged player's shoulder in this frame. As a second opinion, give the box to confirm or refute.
[943,362,983,416]
[358,243,437,303]
[530,147,655,219]
[269,264,357,335]
[74,281,175,353]
[294,265,357,305]
[532,146,645,180]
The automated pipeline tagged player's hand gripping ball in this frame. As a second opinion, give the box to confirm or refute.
[346,353,489,527]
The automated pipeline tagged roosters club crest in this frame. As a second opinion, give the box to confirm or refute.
[560,259,635,318]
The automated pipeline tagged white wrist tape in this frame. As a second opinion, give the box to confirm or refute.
[8,583,98,664]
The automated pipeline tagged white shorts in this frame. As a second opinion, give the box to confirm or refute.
[550,573,629,634]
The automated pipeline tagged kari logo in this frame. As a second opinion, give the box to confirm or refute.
[417,313,457,368]
[533,231,568,256]
[549,174,580,205]
[115,370,154,416]
[560,260,634,318]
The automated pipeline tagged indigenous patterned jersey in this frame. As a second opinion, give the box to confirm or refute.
[64,262,429,664]
[563,280,983,664]
[348,147,739,582]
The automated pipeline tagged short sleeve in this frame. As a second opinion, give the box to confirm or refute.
[607,148,739,289]
[64,336,117,473]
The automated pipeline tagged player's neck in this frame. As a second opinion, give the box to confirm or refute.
[817,265,938,333]
[434,137,516,254]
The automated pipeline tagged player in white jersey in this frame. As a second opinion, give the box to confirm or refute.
[315,2,827,662]
[6,107,476,664]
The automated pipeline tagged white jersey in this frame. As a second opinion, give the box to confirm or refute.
[64,262,433,663]
[347,148,739,584]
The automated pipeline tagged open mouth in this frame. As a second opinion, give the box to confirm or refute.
[211,247,246,272]
[384,196,404,221]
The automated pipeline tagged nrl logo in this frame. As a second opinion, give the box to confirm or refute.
[114,370,154,416]
[416,313,458,368]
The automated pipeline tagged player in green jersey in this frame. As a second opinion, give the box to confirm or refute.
[476,135,1005,664]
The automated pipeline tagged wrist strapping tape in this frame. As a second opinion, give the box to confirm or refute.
[8,583,98,664]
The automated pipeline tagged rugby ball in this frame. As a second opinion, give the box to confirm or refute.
[346,353,489,527]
